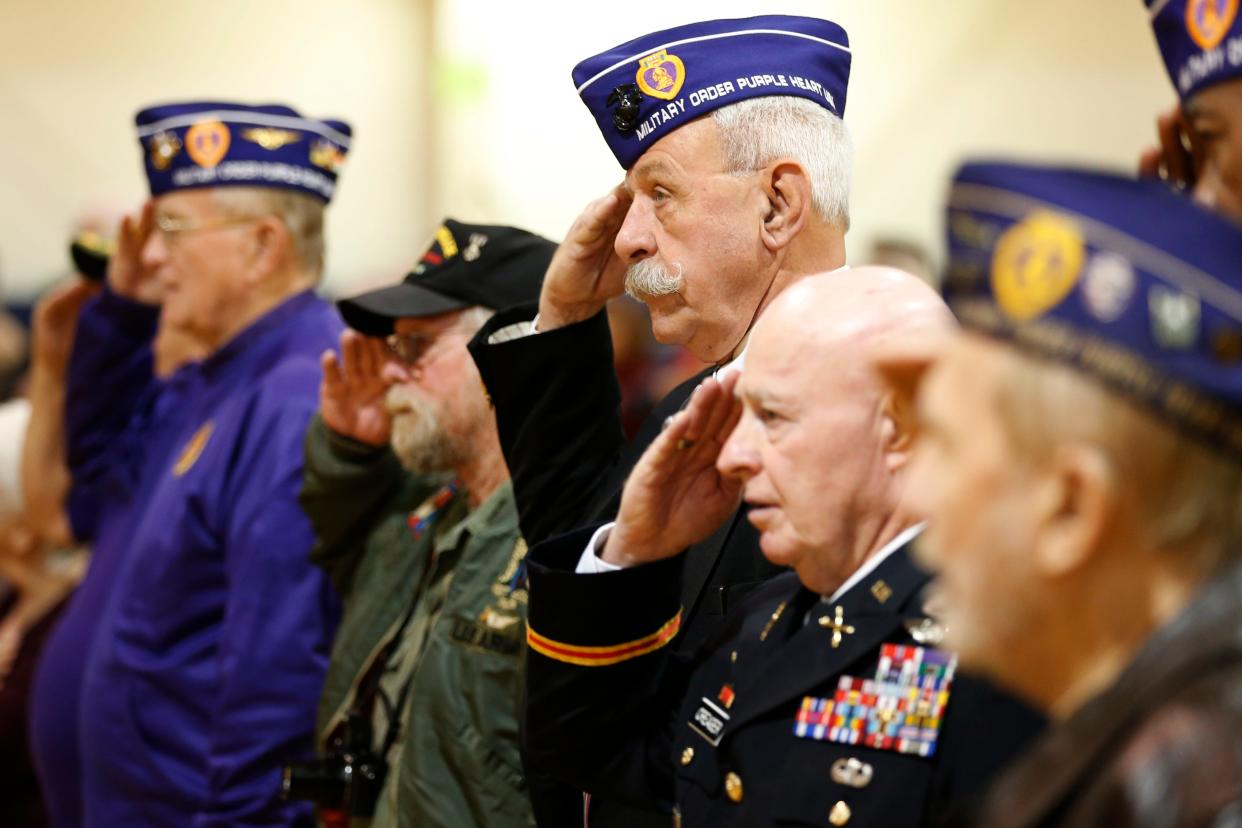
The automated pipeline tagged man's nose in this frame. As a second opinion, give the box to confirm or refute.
[141,226,167,270]
[380,357,413,386]
[613,198,656,266]
[717,409,760,482]
[1192,168,1222,214]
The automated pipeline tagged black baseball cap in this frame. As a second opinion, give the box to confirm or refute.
[337,219,557,336]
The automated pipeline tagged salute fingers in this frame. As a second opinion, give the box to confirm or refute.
[679,373,742,460]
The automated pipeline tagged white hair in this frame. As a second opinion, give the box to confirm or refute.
[625,259,683,300]
[710,96,853,229]
[214,186,326,278]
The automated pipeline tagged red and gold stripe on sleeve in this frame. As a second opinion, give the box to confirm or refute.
[526,610,683,667]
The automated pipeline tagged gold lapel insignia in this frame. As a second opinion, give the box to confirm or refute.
[173,422,214,477]
[870,579,893,604]
[759,600,788,642]
[818,605,856,648]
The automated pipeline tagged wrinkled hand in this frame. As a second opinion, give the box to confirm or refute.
[31,279,101,373]
[320,329,394,447]
[603,372,744,566]
[107,201,162,305]
[537,185,633,330]
[1138,106,1199,190]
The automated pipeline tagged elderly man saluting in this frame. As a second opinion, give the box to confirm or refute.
[52,102,348,827]
[522,266,1044,827]
[469,15,853,637]
[467,23,857,822]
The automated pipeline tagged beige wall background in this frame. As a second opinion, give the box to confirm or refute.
[0,0,432,299]
[2,0,1174,299]
[435,0,1177,274]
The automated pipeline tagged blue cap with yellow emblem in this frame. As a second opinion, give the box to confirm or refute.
[943,161,1242,455]
[135,101,351,203]
[1146,0,1242,100]
[572,15,851,169]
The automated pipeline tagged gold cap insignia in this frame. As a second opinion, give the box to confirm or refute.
[991,209,1085,322]
[185,121,231,169]
[242,127,302,150]
[149,131,183,171]
[309,139,346,172]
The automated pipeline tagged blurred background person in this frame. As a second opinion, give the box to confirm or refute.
[293,220,563,827]
[890,161,1242,827]
[1141,0,1242,223]
[39,100,349,828]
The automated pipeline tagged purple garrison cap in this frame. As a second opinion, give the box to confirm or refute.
[135,101,351,203]
[1146,0,1242,100]
[943,160,1242,457]
[572,15,850,169]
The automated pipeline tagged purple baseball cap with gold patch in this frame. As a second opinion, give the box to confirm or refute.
[135,101,351,203]
[1146,0,1242,100]
[573,15,851,169]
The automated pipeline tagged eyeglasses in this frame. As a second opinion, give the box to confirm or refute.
[384,328,469,367]
[153,213,264,243]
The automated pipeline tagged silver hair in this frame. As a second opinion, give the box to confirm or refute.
[625,259,684,300]
[213,187,326,278]
[997,350,1242,571]
[710,96,853,229]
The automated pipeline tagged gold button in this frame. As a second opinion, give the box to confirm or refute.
[830,799,852,825]
[724,771,744,803]
[680,747,695,766]
[730,649,738,663]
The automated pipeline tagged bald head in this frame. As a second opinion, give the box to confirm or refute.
[755,265,954,356]
[719,266,954,595]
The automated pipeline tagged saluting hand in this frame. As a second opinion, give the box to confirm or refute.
[603,372,744,567]
[1138,106,1200,190]
[536,184,633,331]
[31,279,101,376]
[106,201,163,305]
[320,329,394,448]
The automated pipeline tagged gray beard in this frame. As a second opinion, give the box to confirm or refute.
[387,389,459,474]
[625,258,684,300]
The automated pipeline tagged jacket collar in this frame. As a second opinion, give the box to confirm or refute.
[978,559,1242,827]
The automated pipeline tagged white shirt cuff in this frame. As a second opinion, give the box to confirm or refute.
[485,314,541,344]
[574,522,624,574]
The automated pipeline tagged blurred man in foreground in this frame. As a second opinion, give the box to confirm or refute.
[889,161,1242,826]
[46,101,349,827]
[293,220,559,827]
[523,267,1044,827]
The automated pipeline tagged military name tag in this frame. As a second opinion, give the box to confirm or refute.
[689,697,730,746]
[794,643,958,757]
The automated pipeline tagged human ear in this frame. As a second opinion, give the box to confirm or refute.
[1031,444,1117,579]
[879,387,918,474]
[758,160,811,252]
[246,216,289,283]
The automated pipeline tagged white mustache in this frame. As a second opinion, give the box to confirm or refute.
[625,259,684,300]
